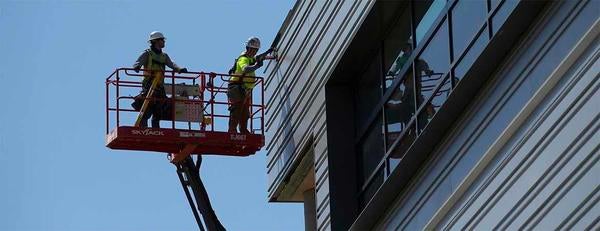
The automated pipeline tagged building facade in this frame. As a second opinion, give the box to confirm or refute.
[264,0,599,230]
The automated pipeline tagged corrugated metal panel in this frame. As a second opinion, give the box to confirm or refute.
[264,0,376,230]
[374,0,600,230]
[441,29,599,231]
[265,1,375,199]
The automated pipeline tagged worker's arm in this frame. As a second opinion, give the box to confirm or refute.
[255,48,274,62]
[240,56,263,73]
[133,50,149,72]
[165,54,187,73]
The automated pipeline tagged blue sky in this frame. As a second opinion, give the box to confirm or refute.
[0,0,303,230]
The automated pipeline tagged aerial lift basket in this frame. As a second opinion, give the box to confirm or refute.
[105,68,265,157]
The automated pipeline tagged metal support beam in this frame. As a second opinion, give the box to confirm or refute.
[175,156,226,231]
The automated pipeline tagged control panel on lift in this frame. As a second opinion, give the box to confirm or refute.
[104,68,265,156]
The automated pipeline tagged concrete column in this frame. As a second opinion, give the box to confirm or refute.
[303,188,317,231]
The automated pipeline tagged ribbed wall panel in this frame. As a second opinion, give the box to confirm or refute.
[264,0,376,230]
[373,0,600,230]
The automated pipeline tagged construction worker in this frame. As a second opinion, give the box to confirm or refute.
[385,41,436,158]
[133,31,187,128]
[227,37,267,134]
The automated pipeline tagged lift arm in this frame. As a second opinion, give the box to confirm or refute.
[174,155,226,231]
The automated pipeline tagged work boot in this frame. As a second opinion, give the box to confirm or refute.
[228,118,238,133]
[139,120,148,128]
[239,119,250,134]
[151,119,160,128]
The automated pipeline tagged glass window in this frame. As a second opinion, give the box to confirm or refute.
[492,0,519,34]
[417,75,451,132]
[491,0,502,11]
[385,46,413,90]
[355,56,383,127]
[416,19,450,106]
[454,26,489,82]
[358,115,385,184]
[385,70,415,150]
[414,0,447,45]
[383,5,413,90]
[359,168,383,209]
[451,0,487,59]
[388,123,416,172]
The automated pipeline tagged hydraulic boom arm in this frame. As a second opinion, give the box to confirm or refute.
[174,155,226,231]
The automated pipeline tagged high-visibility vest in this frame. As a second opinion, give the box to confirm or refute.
[230,54,257,89]
[143,49,167,87]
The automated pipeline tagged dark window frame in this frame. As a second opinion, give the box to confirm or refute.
[355,0,516,205]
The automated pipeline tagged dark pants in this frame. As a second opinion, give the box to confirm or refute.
[140,83,167,128]
[227,84,250,133]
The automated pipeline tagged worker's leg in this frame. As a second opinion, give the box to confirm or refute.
[239,107,250,134]
[227,84,244,133]
[140,104,152,128]
[151,87,167,128]
[138,89,153,128]
[138,78,154,128]
[239,89,252,134]
[228,111,239,133]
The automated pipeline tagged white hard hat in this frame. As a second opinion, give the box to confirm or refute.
[245,36,261,49]
[148,31,166,41]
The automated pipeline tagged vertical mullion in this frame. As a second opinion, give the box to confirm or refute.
[448,6,456,88]
[448,12,455,63]
[379,41,392,177]
[487,0,493,39]
[409,0,420,137]
[410,0,417,47]
[380,42,387,147]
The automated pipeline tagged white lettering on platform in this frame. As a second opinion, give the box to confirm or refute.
[132,129,165,136]
[179,131,206,138]
[230,134,247,141]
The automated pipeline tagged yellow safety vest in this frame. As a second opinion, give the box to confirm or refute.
[143,49,167,86]
[230,54,257,89]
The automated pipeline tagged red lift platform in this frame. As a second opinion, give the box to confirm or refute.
[105,68,265,157]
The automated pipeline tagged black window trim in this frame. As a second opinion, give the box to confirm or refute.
[355,0,525,206]
[350,0,549,228]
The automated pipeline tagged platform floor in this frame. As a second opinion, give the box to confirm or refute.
[106,126,264,156]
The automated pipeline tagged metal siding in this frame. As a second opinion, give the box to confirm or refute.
[447,41,599,230]
[266,0,373,192]
[374,0,599,230]
[265,0,376,230]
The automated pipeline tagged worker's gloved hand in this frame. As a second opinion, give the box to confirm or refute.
[133,67,140,73]
[425,70,434,75]
[266,47,274,54]
[179,68,188,73]
[255,54,265,62]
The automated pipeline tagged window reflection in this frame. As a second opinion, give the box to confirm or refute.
[492,0,519,34]
[383,4,413,90]
[454,27,489,82]
[451,0,487,59]
[414,0,447,45]
[491,0,502,11]
[418,75,451,132]
[416,19,450,104]
[385,42,413,89]
[385,71,415,151]
[356,56,383,127]
[388,123,417,171]
[359,115,385,184]
[359,168,383,209]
